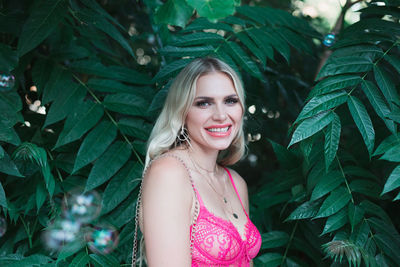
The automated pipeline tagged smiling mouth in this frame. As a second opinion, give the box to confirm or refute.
[206,126,230,132]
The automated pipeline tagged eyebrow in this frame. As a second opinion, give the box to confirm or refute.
[194,94,238,100]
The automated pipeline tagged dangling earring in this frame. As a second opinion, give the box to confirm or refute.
[177,125,189,143]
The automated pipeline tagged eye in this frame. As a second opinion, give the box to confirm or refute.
[225,97,239,105]
[195,101,211,108]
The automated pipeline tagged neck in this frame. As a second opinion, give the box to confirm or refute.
[187,144,219,173]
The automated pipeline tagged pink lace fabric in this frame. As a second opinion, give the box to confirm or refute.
[190,168,262,266]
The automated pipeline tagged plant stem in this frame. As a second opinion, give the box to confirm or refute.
[20,217,33,248]
[73,74,145,166]
[281,221,298,265]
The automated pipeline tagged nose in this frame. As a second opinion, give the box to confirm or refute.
[212,104,227,121]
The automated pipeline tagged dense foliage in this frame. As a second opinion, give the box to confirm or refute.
[0,0,400,266]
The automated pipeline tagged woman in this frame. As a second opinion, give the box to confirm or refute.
[132,57,262,266]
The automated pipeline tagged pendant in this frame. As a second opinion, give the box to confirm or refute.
[224,198,227,203]
[233,213,238,219]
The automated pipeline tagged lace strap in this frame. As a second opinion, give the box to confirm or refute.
[224,167,249,217]
[131,153,200,266]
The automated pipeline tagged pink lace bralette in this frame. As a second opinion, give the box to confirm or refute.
[190,168,262,266]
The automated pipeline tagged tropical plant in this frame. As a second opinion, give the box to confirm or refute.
[0,0,400,266]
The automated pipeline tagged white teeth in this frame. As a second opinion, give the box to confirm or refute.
[207,127,229,132]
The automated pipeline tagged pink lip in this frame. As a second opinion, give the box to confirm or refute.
[205,124,232,137]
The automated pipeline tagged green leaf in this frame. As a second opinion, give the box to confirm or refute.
[324,113,341,169]
[69,251,90,267]
[101,161,142,214]
[246,28,274,61]
[73,120,117,173]
[183,17,233,32]
[0,151,23,177]
[152,58,193,82]
[373,65,400,108]
[187,0,236,21]
[373,133,400,156]
[296,90,348,123]
[89,254,119,267]
[288,111,334,147]
[255,253,282,266]
[268,139,299,169]
[367,217,400,249]
[118,118,152,140]
[103,93,149,116]
[85,141,131,191]
[0,182,6,208]
[374,234,400,264]
[348,202,364,231]
[0,254,53,267]
[76,8,135,58]
[0,44,18,73]
[226,41,263,79]
[360,200,392,224]
[54,102,104,148]
[277,27,313,55]
[321,207,348,235]
[261,231,289,249]
[384,54,400,75]
[17,0,68,56]
[349,179,380,198]
[236,5,266,24]
[56,239,85,263]
[317,56,373,80]
[331,45,383,60]
[310,170,343,201]
[388,107,400,123]
[158,45,215,57]
[236,32,266,67]
[380,144,400,162]
[261,27,291,63]
[0,90,22,112]
[361,80,395,133]
[70,60,151,85]
[315,186,351,218]
[0,126,21,147]
[347,96,375,155]
[154,0,194,28]
[169,32,224,46]
[41,67,72,105]
[285,199,321,221]
[43,83,86,128]
[13,142,54,195]
[105,192,136,227]
[308,74,362,99]
[87,79,154,99]
[35,183,46,212]
[381,165,400,196]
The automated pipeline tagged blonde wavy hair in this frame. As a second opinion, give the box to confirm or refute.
[145,57,246,167]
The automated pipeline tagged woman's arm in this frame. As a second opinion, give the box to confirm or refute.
[141,157,193,266]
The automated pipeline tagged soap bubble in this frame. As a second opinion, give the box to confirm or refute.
[323,33,336,47]
[62,189,101,223]
[43,218,81,251]
[0,217,7,237]
[86,224,119,254]
[0,74,15,89]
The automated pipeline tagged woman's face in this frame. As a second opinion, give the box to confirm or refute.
[185,71,243,153]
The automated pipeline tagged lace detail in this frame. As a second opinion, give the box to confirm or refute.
[190,168,262,266]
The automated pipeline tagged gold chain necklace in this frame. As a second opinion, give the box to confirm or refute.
[188,153,239,219]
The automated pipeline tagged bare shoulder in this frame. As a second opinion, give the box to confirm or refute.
[143,155,193,199]
[226,167,248,191]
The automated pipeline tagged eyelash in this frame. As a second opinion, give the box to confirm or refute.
[195,98,239,107]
